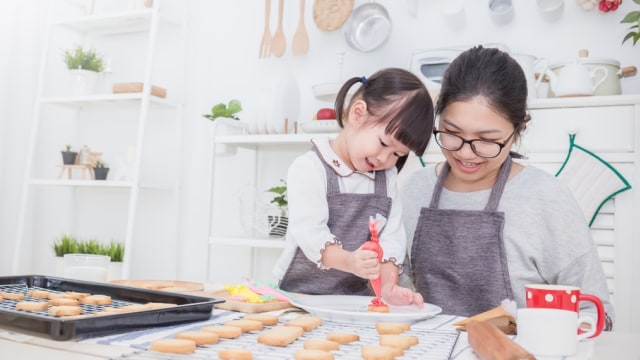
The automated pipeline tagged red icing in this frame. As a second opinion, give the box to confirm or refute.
[370,297,387,307]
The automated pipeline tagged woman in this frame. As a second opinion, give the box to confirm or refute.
[401,46,613,329]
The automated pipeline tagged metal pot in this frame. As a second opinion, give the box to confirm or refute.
[546,50,637,97]
[344,1,391,53]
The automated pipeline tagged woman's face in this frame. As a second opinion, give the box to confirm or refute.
[437,97,517,191]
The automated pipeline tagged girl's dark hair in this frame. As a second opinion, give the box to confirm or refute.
[334,68,435,171]
[436,46,531,134]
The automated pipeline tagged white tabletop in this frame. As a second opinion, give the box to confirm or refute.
[0,310,637,359]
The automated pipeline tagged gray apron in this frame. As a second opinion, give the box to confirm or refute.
[279,147,391,295]
[411,157,514,316]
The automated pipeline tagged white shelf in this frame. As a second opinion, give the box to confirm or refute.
[29,179,133,188]
[209,236,286,249]
[53,9,179,35]
[40,93,179,109]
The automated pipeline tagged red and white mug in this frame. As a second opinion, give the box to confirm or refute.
[525,284,605,338]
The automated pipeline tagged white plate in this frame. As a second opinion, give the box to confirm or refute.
[299,121,340,133]
[290,295,442,324]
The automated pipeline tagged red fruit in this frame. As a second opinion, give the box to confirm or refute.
[316,108,336,120]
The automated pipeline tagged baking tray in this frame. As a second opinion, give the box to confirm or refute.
[0,275,224,341]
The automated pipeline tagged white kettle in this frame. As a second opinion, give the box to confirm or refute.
[544,60,608,97]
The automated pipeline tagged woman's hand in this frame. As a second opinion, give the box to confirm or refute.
[382,283,424,307]
[346,246,380,280]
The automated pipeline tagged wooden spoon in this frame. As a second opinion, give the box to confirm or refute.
[271,0,286,57]
[292,0,309,55]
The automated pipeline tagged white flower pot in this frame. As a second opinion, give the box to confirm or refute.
[70,69,100,96]
[108,262,123,281]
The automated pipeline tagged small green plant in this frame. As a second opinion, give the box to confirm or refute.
[203,99,242,121]
[103,241,125,262]
[267,179,288,211]
[94,159,108,168]
[52,234,79,257]
[78,238,102,255]
[63,144,73,152]
[53,234,124,262]
[63,45,104,72]
[621,0,640,45]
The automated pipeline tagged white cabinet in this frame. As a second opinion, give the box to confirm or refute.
[13,0,185,279]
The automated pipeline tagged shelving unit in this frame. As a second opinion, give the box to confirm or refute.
[13,0,185,280]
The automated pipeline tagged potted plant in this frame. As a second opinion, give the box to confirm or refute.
[93,159,109,180]
[202,99,243,121]
[621,0,640,45]
[52,234,79,276]
[63,45,104,95]
[103,240,125,280]
[266,179,288,237]
[61,144,77,165]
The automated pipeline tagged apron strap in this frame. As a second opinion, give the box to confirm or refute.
[484,156,512,212]
[429,163,449,208]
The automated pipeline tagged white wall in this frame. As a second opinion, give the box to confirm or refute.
[1,0,639,281]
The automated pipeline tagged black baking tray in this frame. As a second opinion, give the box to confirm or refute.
[0,275,224,341]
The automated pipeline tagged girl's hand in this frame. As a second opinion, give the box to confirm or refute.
[382,283,424,308]
[346,246,380,280]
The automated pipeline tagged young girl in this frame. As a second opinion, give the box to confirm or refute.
[273,68,433,306]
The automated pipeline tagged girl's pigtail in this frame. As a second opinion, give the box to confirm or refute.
[335,76,366,128]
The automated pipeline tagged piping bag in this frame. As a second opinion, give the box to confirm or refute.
[363,214,386,307]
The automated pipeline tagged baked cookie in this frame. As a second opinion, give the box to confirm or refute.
[175,331,219,345]
[375,322,411,335]
[48,297,80,306]
[244,313,279,326]
[149,339,196,354]
[326,332,359,344]
[224,319,264,332]
[361,344,402,360]
[218,348,253,360]
[367,304,390,313]
[48,305,83,317]
[295,349,335,360]
[379,334,419,350]
[79,294,112,306]
[1,291,25,301]
[201,325,242,339]
[28,289,52,299]
[303,339,340,351]
[258,325,304,347]
[15,301,49,312]
[285,315,323,331]
[146,302,177,309]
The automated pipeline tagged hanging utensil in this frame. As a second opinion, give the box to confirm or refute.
[292,0,309,55]
[259,0,272,58]
[271,0,286,57]
[312,0,354,32]
[344,0,392,53]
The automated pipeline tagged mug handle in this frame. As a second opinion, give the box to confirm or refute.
[579,293,605,338]
[576,315,597,341]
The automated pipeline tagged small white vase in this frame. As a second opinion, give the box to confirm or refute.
[108,262,123,281]
[70,69,99,96]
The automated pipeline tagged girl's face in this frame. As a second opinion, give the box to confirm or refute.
[342,100,410,173]
[437,97,517,191]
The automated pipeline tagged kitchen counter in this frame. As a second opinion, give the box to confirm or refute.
[1,309,638,359]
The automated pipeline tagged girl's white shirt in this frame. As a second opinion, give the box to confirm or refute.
[272,137,407,280]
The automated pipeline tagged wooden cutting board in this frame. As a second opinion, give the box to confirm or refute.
[312,0,354,31]
[109,279,204,293]
[190,290,292,313]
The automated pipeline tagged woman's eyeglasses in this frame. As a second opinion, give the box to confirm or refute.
[432,129,517,158]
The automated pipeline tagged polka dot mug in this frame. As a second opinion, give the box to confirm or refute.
[524,284,605,338]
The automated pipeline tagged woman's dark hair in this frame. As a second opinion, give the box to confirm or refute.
[334,68,435,171]
[436,46,530,134]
